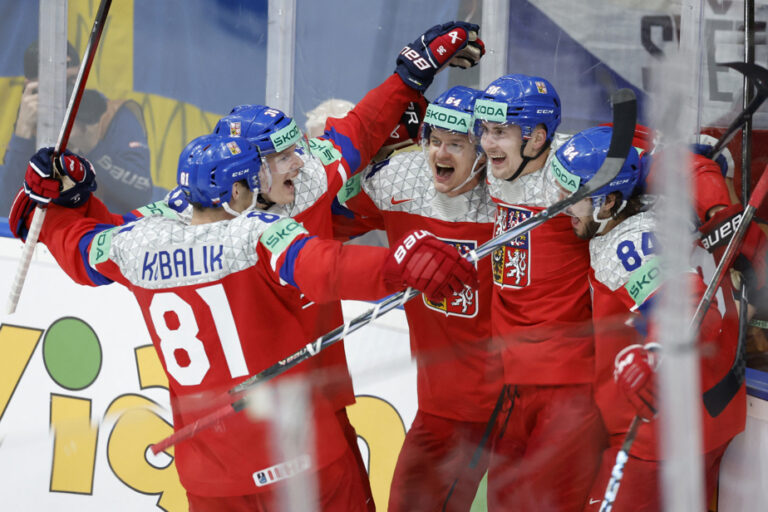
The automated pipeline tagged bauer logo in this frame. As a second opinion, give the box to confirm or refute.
[474,100,507,123]
[492,206,533,289]
[253,454,312,487]
[394,230,430,264]
[424,104,472,133]
[424,238,479,318]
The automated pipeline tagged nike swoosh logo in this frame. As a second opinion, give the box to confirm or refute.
[589,498,601,505]
[390,197,411,205]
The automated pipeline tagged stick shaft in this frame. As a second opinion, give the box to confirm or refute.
[5,0,112,315]
[150,88,637,453]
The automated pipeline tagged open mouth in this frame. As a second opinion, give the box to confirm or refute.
[435,163,455,183]
[283,178,295,192]
[489,154,507,167]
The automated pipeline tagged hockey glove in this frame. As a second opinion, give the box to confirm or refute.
[25,147,96,207]
[167,185,191,214]
[699,203,768,300]
[9,147,96,240]
[383,229,478,301]
[614,343,661,422]
[395,22,485,92]
[691,133,734,178]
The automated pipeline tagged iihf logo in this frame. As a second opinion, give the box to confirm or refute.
[492,206,532,289]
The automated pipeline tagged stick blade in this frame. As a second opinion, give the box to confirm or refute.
[582,88,637,194]
[718,61,768,92]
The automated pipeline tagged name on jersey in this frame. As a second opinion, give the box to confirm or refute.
[253,454,311,487]
[492,206,532,288]
[141,244,224,282]
[424,239,479,318]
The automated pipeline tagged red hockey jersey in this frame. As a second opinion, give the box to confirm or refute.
[36,199,399,496]
[588,209,745,459]
[341,150,503,421]
[486,142,594,386]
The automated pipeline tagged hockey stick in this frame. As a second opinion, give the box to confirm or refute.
[5,0,113,315]
[149,88,637,455]
[699,164,768,417]
[705,62,768,161]
[599,165,768,506]
[599,415,642,512]
[470,88,637,261]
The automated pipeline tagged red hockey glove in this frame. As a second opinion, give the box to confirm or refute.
[383,229,478,301]
[699,203,768,299]
[8,147,96,240]
[691,133,734,178]
[395,22,485,91]
[25,147,96,206]
[614,343,660,421]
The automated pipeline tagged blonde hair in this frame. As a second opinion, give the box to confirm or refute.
[305,98,355,138]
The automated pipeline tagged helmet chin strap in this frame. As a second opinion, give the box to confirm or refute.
[223,189,260,217]
[505,139,551,182]
[591,196,627,235]
[445,152,486,194]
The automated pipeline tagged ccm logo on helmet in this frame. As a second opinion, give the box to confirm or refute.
[394,230,431,264]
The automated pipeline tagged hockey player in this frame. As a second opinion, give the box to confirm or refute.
[339,85,502,511]
[204,21,484,509]
[8,135,478,511]
[7,21,484,509]
[472,74,606,511]
[549,125,748,511]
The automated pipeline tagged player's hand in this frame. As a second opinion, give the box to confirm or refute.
[383,229,478,301]
[167,185,190,214]
[691,133,734,178]
[699,203,768,299]
[9,148,97,241]
[614,343,660,421]
[395,21,485,91]
[24,147,97,207]
[15,80,39,139]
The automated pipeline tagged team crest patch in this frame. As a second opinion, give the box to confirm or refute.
[535,81,548,94]
[229,121,241,136]
[226,141,241,155]
[492,206,532,288]
[424,239,478,318]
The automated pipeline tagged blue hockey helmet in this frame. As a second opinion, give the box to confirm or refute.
[551,125,644,204]
[177,134,262,209]
[474,74,561,141]
[214,105,304,157]
[421,85,483,141]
